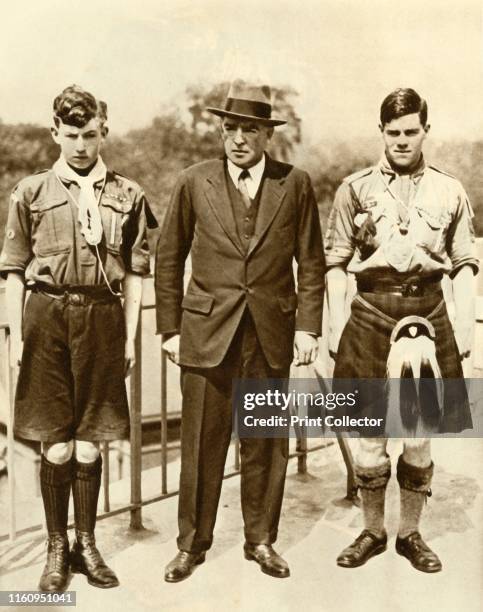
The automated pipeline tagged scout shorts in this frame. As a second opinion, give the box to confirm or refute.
[14,290,130,443]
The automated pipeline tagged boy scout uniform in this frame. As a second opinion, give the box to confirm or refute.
[326,155,479,572]
[0,165,155,442]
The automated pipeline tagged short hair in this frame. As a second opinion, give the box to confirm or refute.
[53,85,107,128]
[380,88,428,127]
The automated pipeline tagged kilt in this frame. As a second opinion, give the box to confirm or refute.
[333,289,472,435]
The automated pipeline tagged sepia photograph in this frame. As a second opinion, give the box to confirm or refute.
[0,1,482,611]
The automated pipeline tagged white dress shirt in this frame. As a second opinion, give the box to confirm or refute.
[227,154,266,199]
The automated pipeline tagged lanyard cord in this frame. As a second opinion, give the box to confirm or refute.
[54,174,123,297]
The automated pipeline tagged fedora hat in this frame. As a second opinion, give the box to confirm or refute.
[206,79,286,126]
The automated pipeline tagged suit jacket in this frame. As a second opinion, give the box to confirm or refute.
[155,155,325,370]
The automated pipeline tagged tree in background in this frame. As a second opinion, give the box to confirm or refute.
[0,85,482,253]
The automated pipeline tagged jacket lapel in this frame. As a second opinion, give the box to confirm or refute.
[247,156,286,257]
[204,161,244,255]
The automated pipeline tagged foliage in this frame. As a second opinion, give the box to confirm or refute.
[0,85,481,253]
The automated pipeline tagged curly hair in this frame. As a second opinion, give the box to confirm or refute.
[53,85,107,128]
[380,88,428,127]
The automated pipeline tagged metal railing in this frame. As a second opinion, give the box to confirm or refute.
[0,281,332,544]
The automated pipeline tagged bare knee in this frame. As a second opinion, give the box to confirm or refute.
[403,438,431,467]
[75,441,100,463]
[356,438,388,468]
[43,441,74,464]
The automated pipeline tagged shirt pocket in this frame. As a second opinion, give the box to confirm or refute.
[413,204,448,251]
[30,197,72,256]
[100,194,133,253]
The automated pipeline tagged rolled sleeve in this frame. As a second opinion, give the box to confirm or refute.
[0,191,32,279]
[122,191,157,276]
[324,181,357,269]
[446,187,479,278]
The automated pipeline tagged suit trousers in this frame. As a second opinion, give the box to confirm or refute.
[177,309,290,553]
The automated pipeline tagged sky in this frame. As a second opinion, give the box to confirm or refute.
[0,0,482,143]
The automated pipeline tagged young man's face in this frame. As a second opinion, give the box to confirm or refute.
[380,112,429,171]
[221,117,273,169]
[51,118,106,170]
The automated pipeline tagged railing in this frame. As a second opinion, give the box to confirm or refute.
[3,249,482,544]
[0,281,333,544]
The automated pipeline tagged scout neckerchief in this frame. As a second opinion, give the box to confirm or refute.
[53,155,106,245]
[378,154,426,231]
[53,156,122,296]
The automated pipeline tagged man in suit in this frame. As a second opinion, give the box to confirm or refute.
[155,80,325,582]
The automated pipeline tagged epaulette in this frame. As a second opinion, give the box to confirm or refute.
[343,166,375,185]
[33,168,50,176]
[110,170,143,191]
[427,164,457,180]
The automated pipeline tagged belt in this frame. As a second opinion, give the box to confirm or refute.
[356,277,443,297]
[31,283,121,305]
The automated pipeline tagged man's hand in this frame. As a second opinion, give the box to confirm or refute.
[125,338,136,376]
[454,318,474,360]
[294,331,318,366]
[9,337,23,369]
[163,334,180,365]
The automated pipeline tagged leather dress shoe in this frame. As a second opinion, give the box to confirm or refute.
[244,543,290,578]
[70,531,119,588]
[38,534,70,592]
[337,529,387,568]
[396,532,442,573]
[164,550,206,583]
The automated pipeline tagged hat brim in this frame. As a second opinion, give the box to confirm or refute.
[206,107,286,127]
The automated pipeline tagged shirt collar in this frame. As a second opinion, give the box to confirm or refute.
[379,153,426,181]
[226,154,266,191]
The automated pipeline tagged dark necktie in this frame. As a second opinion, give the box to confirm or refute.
[238,169,252,209]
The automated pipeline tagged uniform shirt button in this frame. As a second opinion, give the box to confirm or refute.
[244,233,250,239]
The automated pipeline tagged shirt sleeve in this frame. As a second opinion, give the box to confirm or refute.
[324,181,357,269]
[0,189,32,279]
[445,185,479,278]
[122,190,158,276]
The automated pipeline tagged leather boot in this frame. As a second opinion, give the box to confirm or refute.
[71,456,118,588]
[38,534,70,592]
[71,530,119,588]
[39,456,72,591]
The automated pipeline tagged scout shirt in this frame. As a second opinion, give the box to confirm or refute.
[0,167,156,286]
[324,156,479,280]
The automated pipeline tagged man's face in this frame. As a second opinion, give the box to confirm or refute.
[380,113,429,171]
[221,118,273,168]
[51,118,106,170]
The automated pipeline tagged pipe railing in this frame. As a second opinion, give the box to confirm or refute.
[0,282,331,544]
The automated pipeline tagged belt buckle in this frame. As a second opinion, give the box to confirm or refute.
[402,282,421,297]
[67,292,84,305]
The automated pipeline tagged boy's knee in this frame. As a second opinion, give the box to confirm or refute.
[75,440,100,463]
[43,441,74,464]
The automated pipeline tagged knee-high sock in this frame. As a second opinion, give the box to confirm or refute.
[397,455,433,538]
[355,458,391,538]
[72,456,102,533]
[40,455,72,536]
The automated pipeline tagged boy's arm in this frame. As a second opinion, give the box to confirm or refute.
[5,273,26,368]
[123,272,143,376]
[326,265,349,358]
[451,264,476,360]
